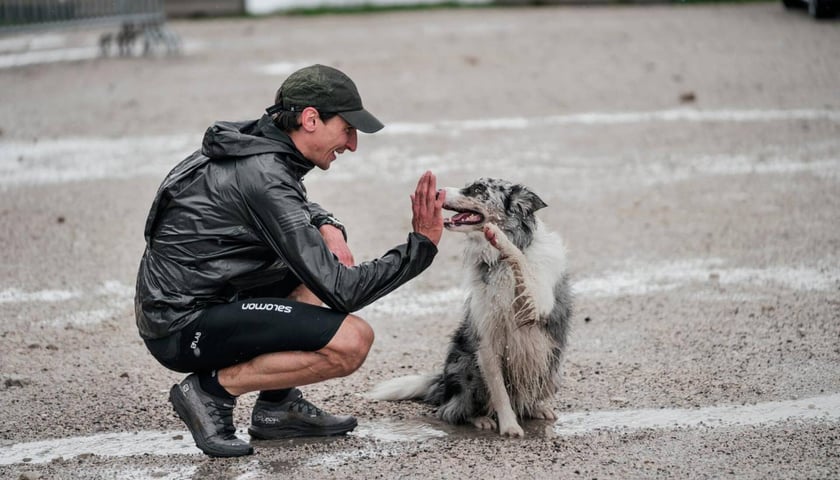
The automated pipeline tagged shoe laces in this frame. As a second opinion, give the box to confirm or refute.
[206,400,237,438]
[288,396,326,418]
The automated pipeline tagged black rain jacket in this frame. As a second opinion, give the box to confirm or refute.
[135,115,437,339]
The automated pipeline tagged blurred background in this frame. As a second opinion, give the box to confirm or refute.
[1,0,838,478]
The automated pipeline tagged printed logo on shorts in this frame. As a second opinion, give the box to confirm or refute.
[191,331,202,357]
[241,302,293,314]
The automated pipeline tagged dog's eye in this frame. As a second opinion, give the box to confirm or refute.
[467,184,486,195]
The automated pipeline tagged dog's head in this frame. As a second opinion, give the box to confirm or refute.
[442,178,547,240]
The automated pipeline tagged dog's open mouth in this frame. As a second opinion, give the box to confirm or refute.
[443,208,485,228]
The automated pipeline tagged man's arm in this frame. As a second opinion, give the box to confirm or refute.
[319,224,354,266]
[243,170,442,313]
[308,201,354,266]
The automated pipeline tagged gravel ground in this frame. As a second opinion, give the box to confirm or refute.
[1,3,839,479]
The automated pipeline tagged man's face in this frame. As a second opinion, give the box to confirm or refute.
[308,114,358,170]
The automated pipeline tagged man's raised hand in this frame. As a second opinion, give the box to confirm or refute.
[410,171,445,245]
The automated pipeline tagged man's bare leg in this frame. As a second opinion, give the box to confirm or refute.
[217,282,373,395]
[225,283,373,440]
[218,312,373,395]
[286,283,322,306]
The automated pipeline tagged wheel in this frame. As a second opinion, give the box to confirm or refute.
[782,0,806,9]
[809,0,839,18]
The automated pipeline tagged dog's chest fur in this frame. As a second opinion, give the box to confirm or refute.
[463,232,563,412]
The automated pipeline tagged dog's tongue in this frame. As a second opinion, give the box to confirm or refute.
[452,212,482,224]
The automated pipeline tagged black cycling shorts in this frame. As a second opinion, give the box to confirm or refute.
[144,297,347,374]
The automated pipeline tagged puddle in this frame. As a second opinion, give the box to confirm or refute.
[0,419,449,466]
[350,418,449,442]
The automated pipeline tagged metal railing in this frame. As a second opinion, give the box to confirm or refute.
[0,0,180,56]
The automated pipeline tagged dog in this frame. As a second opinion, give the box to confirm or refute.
[369,178,572,437]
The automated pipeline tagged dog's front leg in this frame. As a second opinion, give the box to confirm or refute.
[475,346,524,437]
[484,224,539,328]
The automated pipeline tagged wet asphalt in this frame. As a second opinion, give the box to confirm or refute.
[1,3,839,479]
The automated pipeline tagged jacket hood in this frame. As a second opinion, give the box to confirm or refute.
[201,114,314,174]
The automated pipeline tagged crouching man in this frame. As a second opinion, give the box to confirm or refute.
[135,65,445,457]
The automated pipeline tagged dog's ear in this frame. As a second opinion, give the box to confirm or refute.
[506,185,548,216]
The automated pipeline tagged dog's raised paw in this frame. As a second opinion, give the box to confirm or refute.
[483,224,501,248]
[483,223,515,254]
[472,416,497,431]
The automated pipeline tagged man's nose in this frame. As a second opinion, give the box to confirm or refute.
[346,130,357,152]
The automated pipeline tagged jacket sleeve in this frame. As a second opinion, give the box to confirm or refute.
[301,178,345,236]
[307,200,329,220]
[238,162,437,313]
[307,200,347,240]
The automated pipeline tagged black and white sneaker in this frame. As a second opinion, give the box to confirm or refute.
[168,374,253,457]
[248,388,357,440]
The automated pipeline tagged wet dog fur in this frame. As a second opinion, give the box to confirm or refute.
[369,178,572,437]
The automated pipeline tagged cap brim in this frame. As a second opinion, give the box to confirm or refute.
[338,109,384,134]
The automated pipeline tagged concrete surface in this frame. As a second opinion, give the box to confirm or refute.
[1,3,839,479]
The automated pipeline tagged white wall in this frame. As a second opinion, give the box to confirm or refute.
[245,0,490,15]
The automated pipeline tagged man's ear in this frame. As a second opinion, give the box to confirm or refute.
[300,107,320,132]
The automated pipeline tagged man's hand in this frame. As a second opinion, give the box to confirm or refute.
[319,225,355,266]
[410,171,445,245]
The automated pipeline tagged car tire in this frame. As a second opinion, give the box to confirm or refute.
[809,0,839,18]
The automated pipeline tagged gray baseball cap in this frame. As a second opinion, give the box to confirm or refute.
[266,64,384,134]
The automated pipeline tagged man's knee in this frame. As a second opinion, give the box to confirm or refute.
[325,314,374,376]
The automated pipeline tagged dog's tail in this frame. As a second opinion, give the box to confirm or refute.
[367,373,438,401]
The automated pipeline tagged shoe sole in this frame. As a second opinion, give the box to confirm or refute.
[248,417,358,440]
[168,384,253,458]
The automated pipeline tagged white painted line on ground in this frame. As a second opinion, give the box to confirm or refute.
[572,259,840,298]
[253,61,317,76]
[2,260,835,326]
[0,281,131,305]
[0,281,133,328]
[1,393,837,466]
[0,40,204,69]
[0,33,67,53]
[363,260,840,318]
[0,287,79,303]
[0,46,98,68]
[0,430,200,465]
[554,393,840,436]
[382,108,840,136]
[3,110,838,188]
[0,134,197,188]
